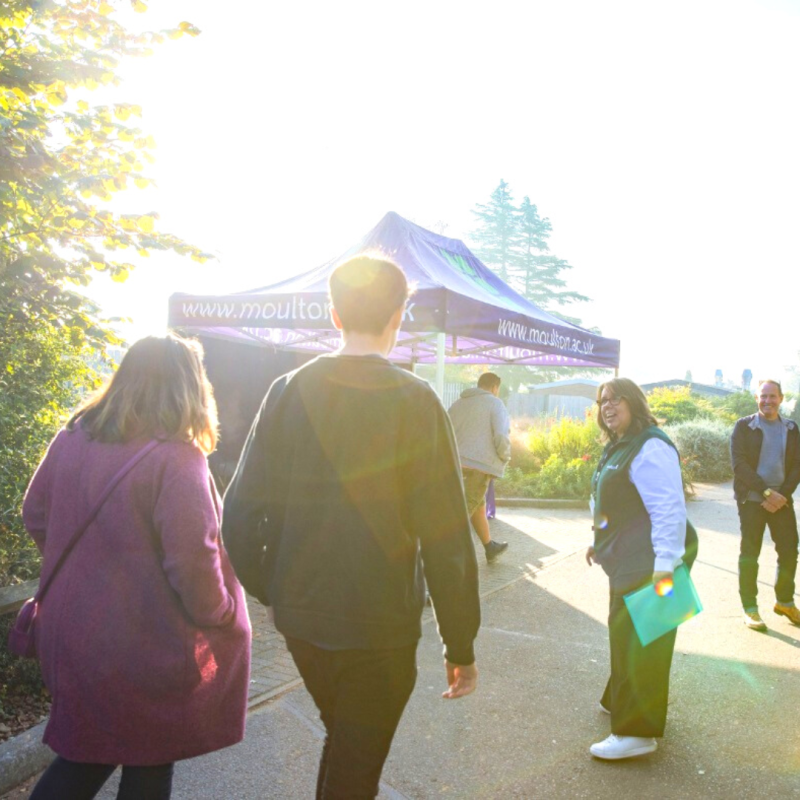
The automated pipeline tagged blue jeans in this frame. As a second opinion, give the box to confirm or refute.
[737,500,799,609]
[30,757,173,800]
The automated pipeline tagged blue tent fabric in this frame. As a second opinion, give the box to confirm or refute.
[169,212,620,368]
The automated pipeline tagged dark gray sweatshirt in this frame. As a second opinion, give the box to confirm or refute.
[222,354,481,665]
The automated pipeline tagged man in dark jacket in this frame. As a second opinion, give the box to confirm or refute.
[222,255,480,799]
[731,379,800,631]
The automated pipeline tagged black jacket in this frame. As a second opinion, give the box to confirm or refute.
[221,354,480,665]
[730,414,800,503]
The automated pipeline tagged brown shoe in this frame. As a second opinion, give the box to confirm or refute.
[774,604,800,626]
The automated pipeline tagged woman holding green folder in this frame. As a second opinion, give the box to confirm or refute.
[586,378,698,761]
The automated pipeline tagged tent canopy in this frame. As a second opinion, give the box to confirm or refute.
[169,212,620,369]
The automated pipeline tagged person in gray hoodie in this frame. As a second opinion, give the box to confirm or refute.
[448,372,512,562]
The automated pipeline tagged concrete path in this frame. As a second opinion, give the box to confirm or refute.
[242,499,593,714]
[6,484,800,798]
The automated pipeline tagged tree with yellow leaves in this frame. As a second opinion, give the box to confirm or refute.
[0,0,210,344]
[0,0,210,584]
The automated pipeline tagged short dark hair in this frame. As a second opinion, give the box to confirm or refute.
[477,372,501,391]
[758,379,783,395]
[329,254,410,335]
[596,377,658,442]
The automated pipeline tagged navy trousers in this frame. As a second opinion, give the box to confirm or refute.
[286,637,417,800]
[737,500,798,609]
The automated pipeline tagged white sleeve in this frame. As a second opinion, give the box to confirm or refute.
[629,438,687,573]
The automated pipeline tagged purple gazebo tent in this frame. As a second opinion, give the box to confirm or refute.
[168,212,620,394]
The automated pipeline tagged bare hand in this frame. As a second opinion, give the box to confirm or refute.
[653,571,674,593]
[762,491,787,513]
[443,660,478,699]
[585,546,596,566]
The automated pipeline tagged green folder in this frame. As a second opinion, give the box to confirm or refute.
[624,564,702,647]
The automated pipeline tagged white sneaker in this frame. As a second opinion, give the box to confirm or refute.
[743,610,767,631]
[590,734,657,760]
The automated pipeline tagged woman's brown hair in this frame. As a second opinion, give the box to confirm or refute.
[68,334,218,454]
[596,377,658,443]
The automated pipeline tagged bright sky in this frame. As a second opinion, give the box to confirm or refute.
[86,0,800,387]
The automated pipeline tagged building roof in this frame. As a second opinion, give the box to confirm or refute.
[640,379,734,398]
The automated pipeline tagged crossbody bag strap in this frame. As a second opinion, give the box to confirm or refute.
[34,438,163,604]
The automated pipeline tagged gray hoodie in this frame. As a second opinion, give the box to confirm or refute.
[448,388,512,478]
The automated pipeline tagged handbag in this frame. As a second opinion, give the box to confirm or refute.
[8,439,161,659]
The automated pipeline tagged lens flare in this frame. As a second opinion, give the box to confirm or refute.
[655,577,674,597]
[597,515,609,530]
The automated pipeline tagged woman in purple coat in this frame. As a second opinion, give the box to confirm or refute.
[23,335,251,800]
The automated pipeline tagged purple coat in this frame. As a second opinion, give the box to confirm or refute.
[22,426,251,766]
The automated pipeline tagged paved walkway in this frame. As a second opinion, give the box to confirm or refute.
[245,503,592,711]
[6,484,800,798]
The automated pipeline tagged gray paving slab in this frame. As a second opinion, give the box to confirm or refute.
[245,504,591,710]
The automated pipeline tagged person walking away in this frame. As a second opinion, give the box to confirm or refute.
[222,255,480,800]
[24,335,251,800]
[448,372,511,562]
[731,379,800,631]
[586,378,697,760]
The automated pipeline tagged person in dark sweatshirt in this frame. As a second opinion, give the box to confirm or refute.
[222,254,480,799]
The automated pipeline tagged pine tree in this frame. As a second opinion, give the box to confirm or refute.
[469,182,588,313]
[469,180,518,283]
[514,196,588,310]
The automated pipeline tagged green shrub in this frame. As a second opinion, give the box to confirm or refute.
[783,393,800,425]
[709,391,758,425]
[0,614,48,719]
[524,413,602,463]
[663,418,733,484]
[499,412,603,499]
[534,453,596,499]
[509,418,547,473]
[498,406,738,499]
[647,386,713,425]
[495,466,538,498]
[0,322,101,584]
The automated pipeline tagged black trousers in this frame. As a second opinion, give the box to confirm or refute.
[737,500,799,609]
[29,757,174,800]
[601,585,677,738]
[285,637,418,800]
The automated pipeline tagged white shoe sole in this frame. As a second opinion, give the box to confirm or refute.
[590,742,657,760]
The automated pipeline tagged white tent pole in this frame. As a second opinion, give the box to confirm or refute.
[435,332,446,398]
